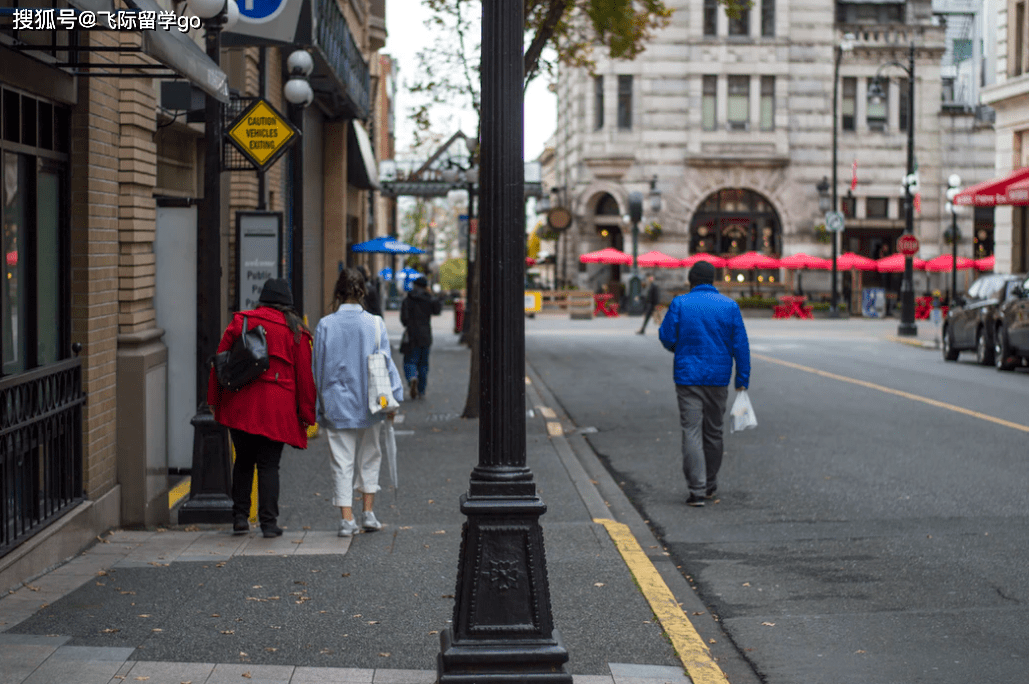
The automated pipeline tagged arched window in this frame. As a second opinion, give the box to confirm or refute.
[596,193,620,216]
[689,189,781,257]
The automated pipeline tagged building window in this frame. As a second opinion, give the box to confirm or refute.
[759,76,774,130]
[703,0,717,36]
[842,77,856,131]
[841,194,856,218]
[728,6,749,36]
[898,78,909,132]
[761,0,774,36]
[617,75,632,130]
[941,76,955,103]
[1015,2,1025,77]
[866,197,889,219]
[837,3,904,24]
[594,75,604,130]
[702,75,717,131]
[867,77,887,132]
[727,75,749,130]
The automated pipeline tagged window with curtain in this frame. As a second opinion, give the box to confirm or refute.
[702,75,717,131]
[760,76,774,130]
[842,77,856,131]
[727,75,749,130]
[703,0,717,36]
[867,77,887,132]
[617,75,633,130]
[594,75,604,130]
[728,6,749,36]
[1015,3,1025,77]
[761,0,774,36]
[866,197,889,219]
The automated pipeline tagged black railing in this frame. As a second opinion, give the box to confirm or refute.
[315,0,370,119]
[0,358,86,558]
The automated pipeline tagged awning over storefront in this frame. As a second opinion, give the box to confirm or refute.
[123,0,229,103]
[953,167,1029,207]
[348,121,380,191]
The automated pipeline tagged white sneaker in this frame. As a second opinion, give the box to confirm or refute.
[338,518,360,537]
[361,510,382,531]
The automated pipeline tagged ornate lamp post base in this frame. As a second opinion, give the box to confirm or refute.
[178,407,233,524]
[438,493,571,684]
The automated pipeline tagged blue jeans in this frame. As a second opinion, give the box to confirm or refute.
[403,345,430,396]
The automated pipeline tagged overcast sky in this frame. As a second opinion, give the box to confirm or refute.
[384,2,557,162]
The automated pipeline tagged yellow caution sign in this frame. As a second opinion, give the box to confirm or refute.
[525,290,542,313]
[227,99,299,170]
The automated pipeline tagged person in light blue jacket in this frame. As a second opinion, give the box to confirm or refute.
[314,268,404,537]
[658,261,750,507]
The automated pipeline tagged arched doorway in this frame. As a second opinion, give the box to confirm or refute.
[588,192,626,294]
[689,188,782,293]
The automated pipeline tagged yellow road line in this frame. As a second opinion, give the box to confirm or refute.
[753,352,1029,434]
[594,518,730,684]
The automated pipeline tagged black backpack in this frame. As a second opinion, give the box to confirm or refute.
[212,316,270,391]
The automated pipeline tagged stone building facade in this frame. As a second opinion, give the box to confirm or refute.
[551,0,997,300]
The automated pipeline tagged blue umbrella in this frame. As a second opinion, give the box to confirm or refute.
[379,267,394,281]
[398,267,422,291]
[351,236,425,254]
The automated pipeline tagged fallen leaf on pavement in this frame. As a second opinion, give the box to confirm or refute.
[152,629,162,633]
[855,650,866,654]
[761,622,776,627]
[593,583,605,587]
[210,614,221,617]
[138,614,151,618]
[221,630,235,635]
[742,582,751,587]
[242,673,252,679]
[379,653,391,657]
[265,647,277,652]
[368,620,379,624]
[428,630,439,635]
[433,530,446,535]
[709,638,717,644]
[693,612,705,616]
[101,628,120,633]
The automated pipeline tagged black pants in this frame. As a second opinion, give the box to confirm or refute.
[230,429,284,529]
[639,305,655,332]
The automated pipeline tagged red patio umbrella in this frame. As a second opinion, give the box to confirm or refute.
[974,255,995,271]
[579,247,633,265]
[725,251,781,270]
[680,253,727,268]
[923,254,975,272]
[636,250,681,268]
[876,253,926,272]
[835,252,878,270]
[778,253,831,270]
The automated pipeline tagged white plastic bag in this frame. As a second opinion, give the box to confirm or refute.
[730,389,758,433]
[368,317,400,415]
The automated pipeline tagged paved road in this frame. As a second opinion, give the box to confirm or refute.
[526,313,1029,684]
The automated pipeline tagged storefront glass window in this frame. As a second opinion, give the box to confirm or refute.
[2,152,27,374]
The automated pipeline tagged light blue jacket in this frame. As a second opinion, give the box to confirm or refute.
[314,304,404,429]
[658,284,751,389]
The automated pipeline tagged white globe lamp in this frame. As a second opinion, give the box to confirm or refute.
[287,50,315,78]
[222,0,239,30]
[283,78,313,107]
[187,0,224,20]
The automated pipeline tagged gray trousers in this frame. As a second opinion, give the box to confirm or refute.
[675,384,728,497]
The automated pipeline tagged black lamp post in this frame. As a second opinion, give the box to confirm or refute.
[436,0,571,681]
[817,176,835,312]
[828,35,852,317]
[625,176,662,315]
[946,174,962,303]
[179,0,238,525]
[284,50,314,316]
[869,42,917,336]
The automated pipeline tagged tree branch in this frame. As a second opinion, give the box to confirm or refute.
[524,0,568,86]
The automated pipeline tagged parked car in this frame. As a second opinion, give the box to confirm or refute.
[993,274,1029,371]
[942,273,1026,365]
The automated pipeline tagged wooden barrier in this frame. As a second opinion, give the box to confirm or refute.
[566,291,594,319]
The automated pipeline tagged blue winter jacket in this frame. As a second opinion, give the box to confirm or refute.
[658,284,751,389]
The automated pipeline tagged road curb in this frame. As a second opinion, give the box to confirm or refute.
[525,363,762,684]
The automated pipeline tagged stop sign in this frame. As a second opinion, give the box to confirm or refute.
[897,234,920,256]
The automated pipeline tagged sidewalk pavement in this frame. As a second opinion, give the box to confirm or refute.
[0,310,744,684]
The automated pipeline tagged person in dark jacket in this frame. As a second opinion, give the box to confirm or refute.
[356,264,383,316]
[637,274,661,335]
[207,278,317,537]
[400,276,442,399]
[658,261,750,507]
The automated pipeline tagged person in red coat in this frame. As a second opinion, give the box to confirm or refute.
[207,278,317,538]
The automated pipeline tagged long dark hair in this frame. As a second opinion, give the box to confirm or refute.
[261,302,309,343]
[332,267,368,310]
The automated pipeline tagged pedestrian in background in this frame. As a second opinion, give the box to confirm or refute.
[637,274,661,335]
[314,268,404,537]
[207,278,317,538]
[658,261,750,507]
[356,264,383,316]
[400,275,442,399]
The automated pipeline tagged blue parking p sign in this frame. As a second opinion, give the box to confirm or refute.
[238,0,288,23]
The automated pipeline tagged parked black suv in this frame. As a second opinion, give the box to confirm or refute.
[942,273,1026,365]
[993,274,1029,371]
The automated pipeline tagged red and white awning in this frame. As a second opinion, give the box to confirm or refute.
[953,167,1029,207]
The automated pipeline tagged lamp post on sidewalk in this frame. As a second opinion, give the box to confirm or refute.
[179,0,238,525]
[869,42,917,336]
[946,174,962,303]
[626,177,662,315]
[436,0,571,681]
[284,50,314,316]
[828,34,853,318]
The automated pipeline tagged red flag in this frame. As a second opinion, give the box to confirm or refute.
[914,192,922,213]
[851,159,858,191]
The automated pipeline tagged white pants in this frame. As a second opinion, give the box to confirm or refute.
[326,423,383,508]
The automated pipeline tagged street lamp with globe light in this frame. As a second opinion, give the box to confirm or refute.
[816,176,839,314]
[625,176,662,315]
[283,50,314,314]
[946,174,963,304]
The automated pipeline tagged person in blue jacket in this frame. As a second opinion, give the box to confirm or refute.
[658,261,750,507]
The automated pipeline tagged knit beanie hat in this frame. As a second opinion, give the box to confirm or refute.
[259,278,293,307]
[413,276,428,288]
[688,261,716,286]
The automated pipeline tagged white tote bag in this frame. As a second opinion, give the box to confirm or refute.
[729,389,758,433]
[368,317,400,415]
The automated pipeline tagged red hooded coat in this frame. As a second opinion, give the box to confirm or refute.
[207,307,317,449]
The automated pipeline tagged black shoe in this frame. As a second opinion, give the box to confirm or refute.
[704,485,718,499]
[233,518,249,535]
[261,525,283,538]
[636,330,645,335]
[686,494,706,507]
